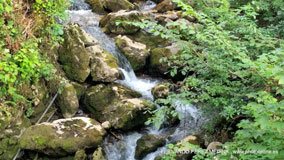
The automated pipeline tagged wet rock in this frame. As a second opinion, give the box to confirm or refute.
[83,83,155,130]
[74,149,87,160]
[150,44,180,74]
[128,31,170,49]
[59,24,120,83]
[86,0,105,14]
[100,10,144,34]
[154,0,177,13]
[115,35,150,70]
[135,134,166,159]
[57,83,79,118]
[89,46,120,82]
[151,83,170,99]
[93,147,106,160]
[207,141,222,150]
[71,82,87,100]
[58,24,93,83]
[87,0,135,13]
[104,0,135,12]
[19,117,106,156]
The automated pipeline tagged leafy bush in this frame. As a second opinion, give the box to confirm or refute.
[122,0,284,159]
[0,0,69,103]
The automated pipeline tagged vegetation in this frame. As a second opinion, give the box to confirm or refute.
[123,0,284,159]
[0,0,69,103]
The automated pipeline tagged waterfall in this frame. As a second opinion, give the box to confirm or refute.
[67,8,157,99]
[68,1,206,160]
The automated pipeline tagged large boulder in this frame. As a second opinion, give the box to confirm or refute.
[19,117,106,156]
[150,44,180,74]
[57,83,79,118]
[86,0,105,14]
[88,46,120,82]
[104,0,135,12]
[100,10,144,34]
[86,0,135,13]
[83,83,155,130]
[58,24,93,82]
[135,134,166,159]
[154,0,177,13]
[59,24,120,83]
[115,35,150,70]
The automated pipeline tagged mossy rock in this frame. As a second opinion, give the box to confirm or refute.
[135,134,166,159]
[150,44,181,75]
[154,0,177,13]
[103,0,135,12]
[128,31,170,49]
[57,83,79,118]
[83,83,155,130]
[86,0,134,13]
[86,0,105,14]
[151,83,170,99]
[115,35,150,71]
[100,10,144,34]
[71,82,87,100]
[150,48,172,74]
[90,48,120,82]
[74,149,87,160]
[93,147,106,160]
[59,24,93,82]
[19,117,106,156]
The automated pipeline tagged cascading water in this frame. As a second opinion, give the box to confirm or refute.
[67,8,157,99]
[68,1,206,159]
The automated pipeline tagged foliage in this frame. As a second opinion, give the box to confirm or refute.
[122,0,284,159]
[33,0,70,42]
[0,0,69,104]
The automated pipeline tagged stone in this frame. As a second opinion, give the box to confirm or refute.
[83,83,155,130]
[154,0,177,13]
[58,24,93,83]
[104,0,135,12]
[100,10,144,34]
[151,83,170,99]
[150,43,180,74]
[57,83,79,118]
[86,0,105,14]
[135,134,166,159]
[128,31,170,49]
[86,0,135,13]
[59,24,120,83]
[89,47,120,82]
[74,149,87,160]
[19,117,106,156]
[115,35,150,70]
[178,135,200,145]
[93,147,106,160]
[207,142,222,150]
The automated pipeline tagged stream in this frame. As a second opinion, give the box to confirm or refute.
[67,1,206,159]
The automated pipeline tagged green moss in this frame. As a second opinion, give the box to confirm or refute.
[86,0,105,14]
[104,51,119,68]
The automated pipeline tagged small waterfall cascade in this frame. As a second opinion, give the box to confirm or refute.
[68,1,206,160]
[67,7,157,99]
